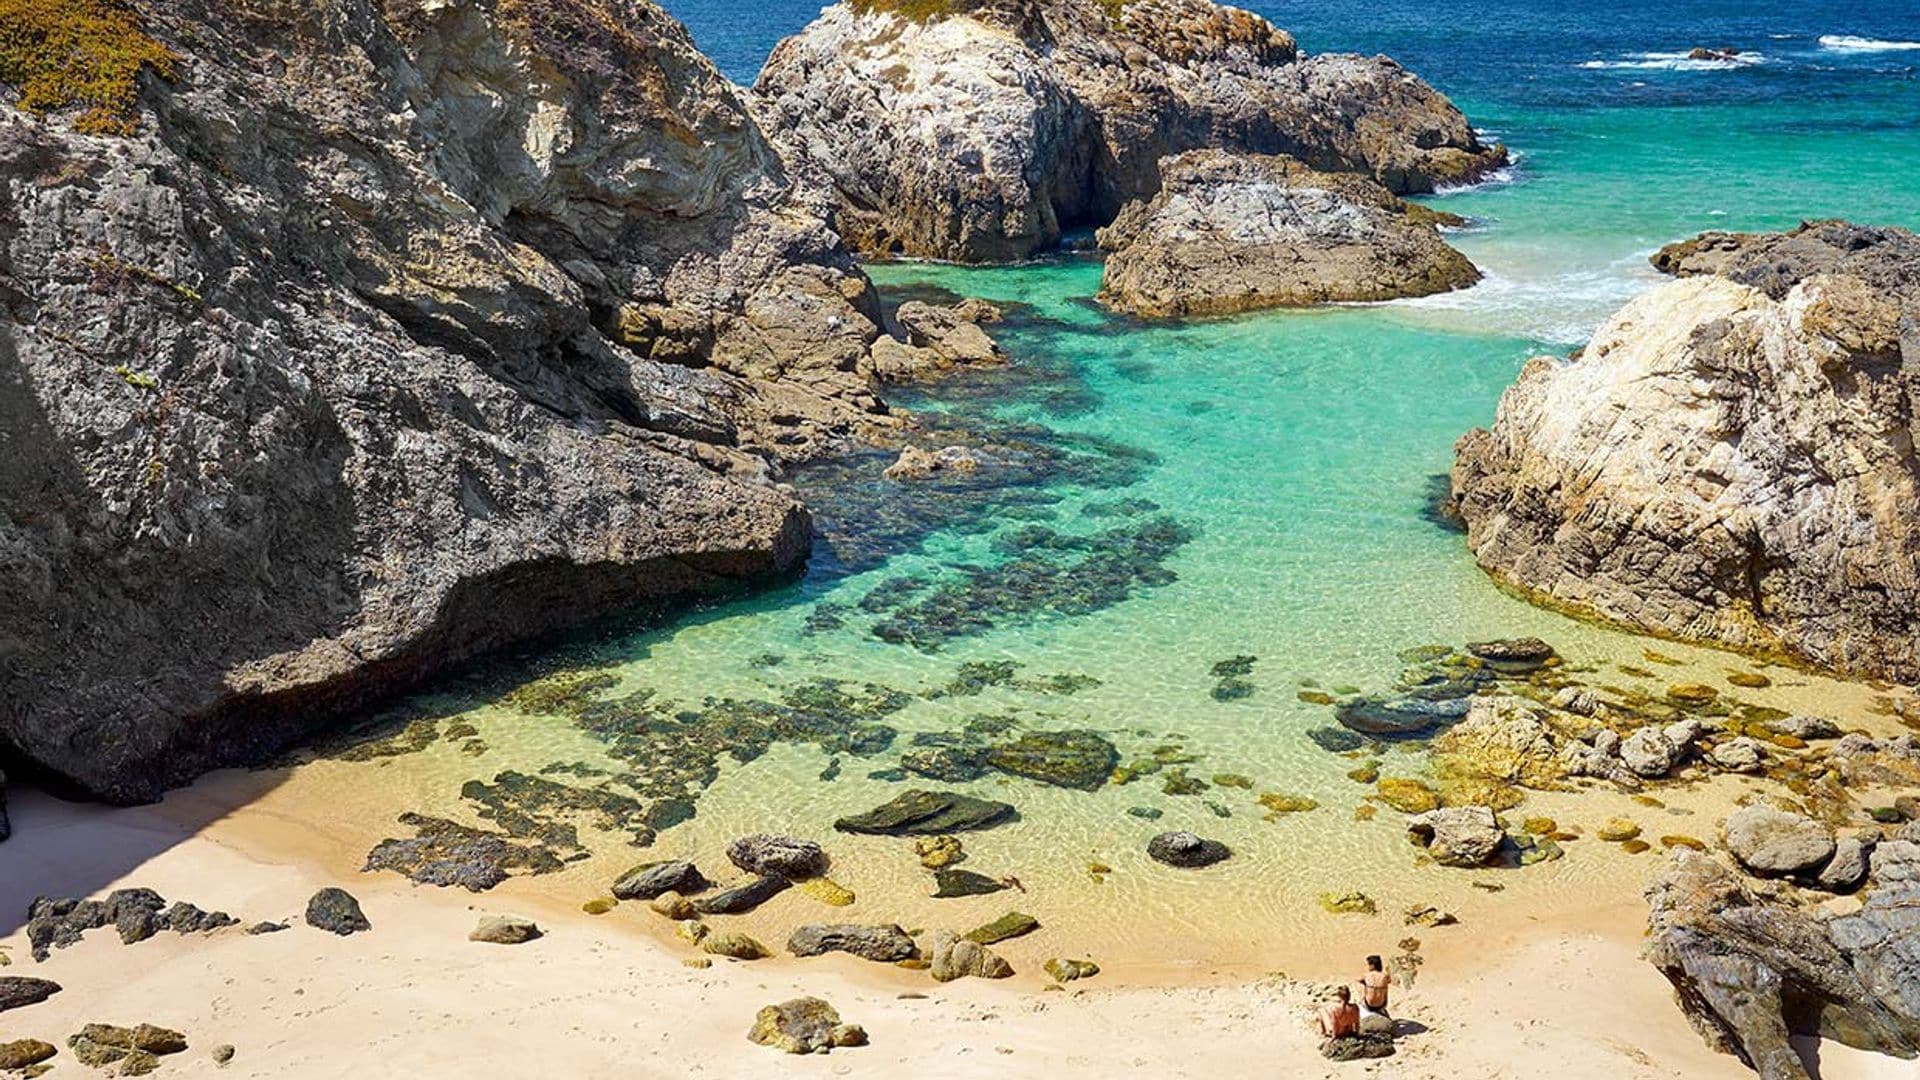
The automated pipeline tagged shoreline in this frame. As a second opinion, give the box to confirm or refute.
[0,781,1908,1078]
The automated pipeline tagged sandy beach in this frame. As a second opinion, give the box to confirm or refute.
[1,783,1905,1079]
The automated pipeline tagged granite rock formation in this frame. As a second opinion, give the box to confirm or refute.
[1097,150,1478,317]
[754,0,1505,262]
[0,0,900,801]
[1452,222,1920,680]
[1645,845,1920,1079]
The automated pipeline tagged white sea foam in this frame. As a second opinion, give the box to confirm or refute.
[1819,34,1920,52]
[1578,50,1766,72]
[1377,253,1664,345]
[1431,148,1526,196]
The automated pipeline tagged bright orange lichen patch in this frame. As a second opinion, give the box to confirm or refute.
[0,0,177,135]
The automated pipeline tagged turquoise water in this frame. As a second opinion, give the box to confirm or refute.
[279,4,1920,966]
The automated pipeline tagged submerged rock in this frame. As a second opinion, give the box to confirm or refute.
[305,889,370,936]
[1454,222,1920,681]
[1146,831,1231,868]
[834,790,1017,835]
[747,997,867,1054]
[787,924,917,962]
[1466,638,1558,673]
[754,0,1504,262]
[984,730,1119,790]
[964,912,1040,946]
[1098,151,1478,318]
[932,869,1007,899]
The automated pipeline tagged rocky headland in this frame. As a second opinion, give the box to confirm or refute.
[1452,221,1920,681]
[753,0,1505,263]
[0,0,1031,807]
[1096,149,1479,317]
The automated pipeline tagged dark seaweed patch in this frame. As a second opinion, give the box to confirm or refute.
[864,515,1196,651]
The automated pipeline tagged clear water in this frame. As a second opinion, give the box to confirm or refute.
[266,2,1920,969]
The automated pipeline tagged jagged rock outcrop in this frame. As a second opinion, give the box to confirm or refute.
[753,0,1505,262]
[1098,150,1478,317]
[0,0,898,801]
[1452,222,1920,681]
[1645,846,1920,1080]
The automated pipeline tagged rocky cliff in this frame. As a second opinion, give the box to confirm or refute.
[753,0,1505,262]
[1451,222,1920,681]
[0,0,897,803]
[1096,149,1478,317]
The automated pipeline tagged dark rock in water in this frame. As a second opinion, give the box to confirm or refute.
[747,996,867,1054]
[866,768,910,782]
[1147,831,1231,868]
[964,911,1039,945]
[845,723,899,756]
[787,924,917,962]
[0,1039,56,1070]
[1127,806,1164,820]
[932,869,1008,898]
[692,874,792,916]
[364,813,564,892]
[1645,849,1920,1078]
[1321,1033,1395,1060]
[305,888,371,936]
[0,977,61,1013]
[611,860,708,902]
[900,745,989,782]
[834,790,1017,835]
[726,835,829,880]
[1336,695,1466,737]
[163,902,239,935]
[1307,727,1369,753]
[1466,638,1557,673]
[985,730,1118,790]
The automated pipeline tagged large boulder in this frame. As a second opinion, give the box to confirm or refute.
[1405,806,1505,867]
[1098,150,1478,318]
[1722,808,1836,877]
[305,888,370,935]
[1429,695,1568,804]
[1453,222,1920,682]
[1644,850,1920,1079]
[834,789,1017,835]
[726,835,829,879]
[0,0,894,803]
[611,860,708,901]
[753,0,1504,262]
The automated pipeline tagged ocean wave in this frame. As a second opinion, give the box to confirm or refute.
[1375,256,1663,345]
[1578,50,1766,72]
[1818,34,1920,52]
[1431,148,1526,196]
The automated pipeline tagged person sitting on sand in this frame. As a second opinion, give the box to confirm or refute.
[1359,954,1391,1016]
[1315,986,1360,1040]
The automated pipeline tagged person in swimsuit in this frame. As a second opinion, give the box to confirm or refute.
[1315,986,1360,1040]
[1358,955,1392,1019]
